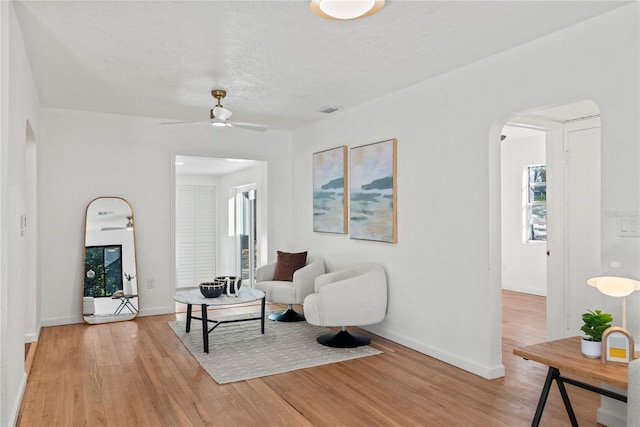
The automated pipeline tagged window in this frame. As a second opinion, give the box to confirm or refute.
[84,245,123,297]
[526,165,547,242]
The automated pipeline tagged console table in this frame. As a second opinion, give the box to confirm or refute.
[514,336,635,426]
[173,287,265,353]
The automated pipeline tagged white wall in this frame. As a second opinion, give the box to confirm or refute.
[290,4,639,379]
[1,2,41,425]
[501,133,547,295]
[38,109,293,325]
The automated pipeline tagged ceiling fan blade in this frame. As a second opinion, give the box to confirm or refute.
[209,118,230,127]
[227,121,268,132]
[159,119,210,125]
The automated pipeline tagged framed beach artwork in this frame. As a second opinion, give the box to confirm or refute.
[350,139,397,243]
[313,146,348,234]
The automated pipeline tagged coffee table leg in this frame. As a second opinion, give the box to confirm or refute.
[186,304,192,332]
[261,296,265,334]
[201,304,209,353]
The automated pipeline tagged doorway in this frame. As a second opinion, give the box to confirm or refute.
[493,100,602,362]
[172,155,268,308]
[500,124,548,298]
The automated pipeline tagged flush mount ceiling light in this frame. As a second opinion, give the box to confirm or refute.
[310,0,384,20]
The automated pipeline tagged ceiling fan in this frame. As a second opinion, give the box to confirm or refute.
[161,90,268,132]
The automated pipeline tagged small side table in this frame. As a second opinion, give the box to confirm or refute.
[112,294,138,315]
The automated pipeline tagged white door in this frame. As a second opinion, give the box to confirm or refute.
[176,185,216,288]
[564,121,601,334]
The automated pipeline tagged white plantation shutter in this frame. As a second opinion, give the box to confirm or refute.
[177,186,216,288]
[195,188,216,283]
[177,187,195,288]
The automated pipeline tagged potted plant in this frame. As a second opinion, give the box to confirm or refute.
[580,309,612,358]
[123,273,135,295]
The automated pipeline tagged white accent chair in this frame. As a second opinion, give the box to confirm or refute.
[303,263,387,348]
[255,256,325,322]
[629,358,640,427]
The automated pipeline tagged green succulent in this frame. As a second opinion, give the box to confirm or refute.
[580,309,612,342]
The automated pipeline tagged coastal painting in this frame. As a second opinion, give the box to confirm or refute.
[350,139,397,243]
[313,146,347,234]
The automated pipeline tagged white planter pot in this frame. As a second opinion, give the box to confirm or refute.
[124,280,133,295]
[581,337,602,359]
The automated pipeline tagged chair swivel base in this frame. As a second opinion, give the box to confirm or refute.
[316,330,371,348]
[268,308,305,322]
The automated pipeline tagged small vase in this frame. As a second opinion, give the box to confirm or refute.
[226,277,242,297]
[124,280,133,295]
[581,337,602,358]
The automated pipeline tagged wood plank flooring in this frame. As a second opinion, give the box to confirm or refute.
[17,291,606,426]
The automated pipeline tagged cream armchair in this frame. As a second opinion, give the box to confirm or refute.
[303,263,387,348]
[629,358,640,427]
[256,255,325,322]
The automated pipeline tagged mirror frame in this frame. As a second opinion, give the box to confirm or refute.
[82,196,139,324]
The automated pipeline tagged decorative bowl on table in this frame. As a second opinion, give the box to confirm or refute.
[199,282,225,298]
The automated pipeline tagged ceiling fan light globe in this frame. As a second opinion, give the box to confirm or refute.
[210,121,227,127]
[213,106,232,121]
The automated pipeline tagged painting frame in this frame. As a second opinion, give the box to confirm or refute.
[349,139,397,243]
[313,145,348,234]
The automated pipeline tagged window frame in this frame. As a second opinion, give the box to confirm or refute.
[525,164,547,243]
[84,244,123,297]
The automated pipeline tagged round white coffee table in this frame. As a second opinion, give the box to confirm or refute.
[173,287,265,353]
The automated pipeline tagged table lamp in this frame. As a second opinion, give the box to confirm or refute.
[587,276,640,329]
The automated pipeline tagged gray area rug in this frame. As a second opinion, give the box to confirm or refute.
[168,315,381,384]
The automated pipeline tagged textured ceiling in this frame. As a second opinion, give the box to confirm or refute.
[13,1,629,131]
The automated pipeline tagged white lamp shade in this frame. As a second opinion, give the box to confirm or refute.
[587,276,640,297]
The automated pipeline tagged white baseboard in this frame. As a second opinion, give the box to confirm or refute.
[24,331,39,343]
[597,391,627,427]
[138,306,173,317]
[501,284,547,297]
[8,372,27,427]
[364,325,505,380]
[41,306,174,327]
[41,315,83,327]
[597,407,626,427]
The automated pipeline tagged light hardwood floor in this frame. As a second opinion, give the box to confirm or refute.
[18,291,604,426]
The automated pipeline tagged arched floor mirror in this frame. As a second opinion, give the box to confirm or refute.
[83,197,139,324]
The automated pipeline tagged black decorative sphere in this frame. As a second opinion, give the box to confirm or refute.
[199,282,224,298]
